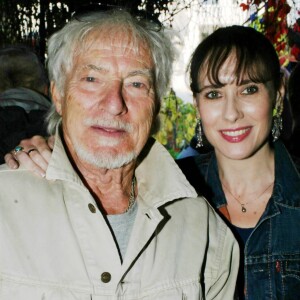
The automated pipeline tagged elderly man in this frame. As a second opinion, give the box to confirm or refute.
[0,8,238,299]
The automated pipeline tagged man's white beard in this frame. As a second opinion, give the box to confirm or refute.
[71,118,138,168]
[73,141,137,169]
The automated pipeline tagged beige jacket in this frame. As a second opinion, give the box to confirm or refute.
[0,134,239,299]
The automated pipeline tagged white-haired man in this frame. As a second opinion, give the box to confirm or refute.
[0,8,239,299]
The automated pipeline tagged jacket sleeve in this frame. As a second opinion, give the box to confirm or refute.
[204,212,240,300]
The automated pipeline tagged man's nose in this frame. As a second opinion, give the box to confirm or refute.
[99,80,127,115]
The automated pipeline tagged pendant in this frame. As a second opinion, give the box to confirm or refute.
[241,205,247,213]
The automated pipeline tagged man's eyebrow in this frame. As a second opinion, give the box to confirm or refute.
[83,64,108,73]
[127,69,153,78]
[81,65,153,79]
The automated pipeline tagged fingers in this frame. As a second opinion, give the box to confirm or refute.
[4,152,20,169]
[13,149,47,177]
[5,135,54,177]
[25,135,53,163]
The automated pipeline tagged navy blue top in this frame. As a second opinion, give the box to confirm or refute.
[231,225,254,247]
[177,141,300,300]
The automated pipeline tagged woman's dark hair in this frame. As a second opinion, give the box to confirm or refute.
[189,25,282,94]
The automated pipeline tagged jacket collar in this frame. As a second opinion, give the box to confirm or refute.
[272,141,300,206]
[196,151,227,208]
[46,130,197,209]
[135,138,197,208]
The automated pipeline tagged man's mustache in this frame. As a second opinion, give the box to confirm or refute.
[84,118,133,133]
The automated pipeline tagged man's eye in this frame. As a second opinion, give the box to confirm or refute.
[85,77,96,82]
[206,90,221,99]
[242,85,258,95]
[80,76,98,83]
[123,78,152,96]
[132,82,145,89]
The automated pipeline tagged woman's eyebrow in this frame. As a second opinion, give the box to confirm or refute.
[198,83,223,92]
[237,79,253,86]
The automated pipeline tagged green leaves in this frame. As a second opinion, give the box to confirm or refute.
[154,89,196,155]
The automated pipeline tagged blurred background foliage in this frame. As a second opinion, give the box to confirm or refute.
[154,89,197,157]
[241,0,300,66]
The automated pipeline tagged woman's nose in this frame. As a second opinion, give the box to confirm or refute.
[223,94,243,122]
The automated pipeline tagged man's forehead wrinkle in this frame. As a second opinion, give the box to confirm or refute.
[85,27,152,60]
[88,27,131,44]
[78,42,152,64]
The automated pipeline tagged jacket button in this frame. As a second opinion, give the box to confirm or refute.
[88,203,96,213]
[101,272,111,283]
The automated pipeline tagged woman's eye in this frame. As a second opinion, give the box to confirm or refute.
[242,85,258,95]
[206,90,221,99]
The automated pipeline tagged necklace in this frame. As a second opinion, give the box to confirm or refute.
[124,176,136,213]
[222,181,274,213]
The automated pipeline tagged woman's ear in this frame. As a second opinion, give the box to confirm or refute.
[194,96,203,122]
[275,80,285,114]
[193,94,200,114]
[193,96,197,107]
[50,82,63,116]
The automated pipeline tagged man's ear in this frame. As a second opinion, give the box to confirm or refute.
[50,82,63,116]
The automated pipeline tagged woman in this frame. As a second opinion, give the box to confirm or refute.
[179,25,300,299]
[4,26,300,299]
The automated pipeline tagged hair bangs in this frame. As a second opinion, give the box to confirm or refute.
[202,45,273,88]
[189,26,282,95]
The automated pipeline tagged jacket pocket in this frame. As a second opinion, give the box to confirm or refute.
[276,255,300,299]
[285,259,300,276]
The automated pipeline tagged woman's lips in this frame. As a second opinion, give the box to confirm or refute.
[220,127,252,143]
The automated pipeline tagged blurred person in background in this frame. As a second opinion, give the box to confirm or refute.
[0,45,50,163]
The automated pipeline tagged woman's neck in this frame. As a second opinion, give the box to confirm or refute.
[217,143,275,194]
[216,143,275,228]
